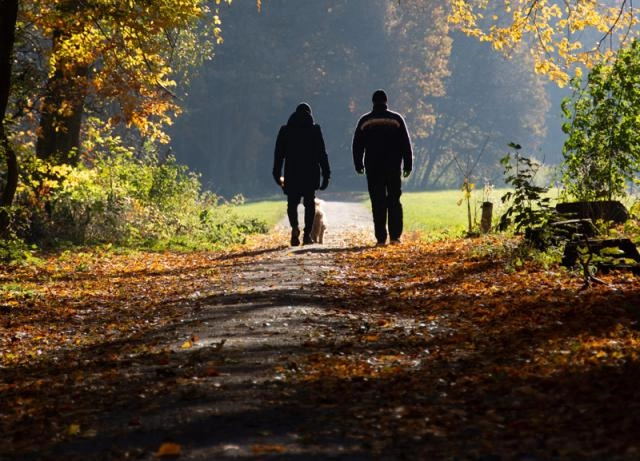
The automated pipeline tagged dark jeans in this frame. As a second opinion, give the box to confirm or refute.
[287,191,315,236]
[366,169,403,243]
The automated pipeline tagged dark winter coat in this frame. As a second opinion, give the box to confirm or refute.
[352,103,413,174]
[273,108,330,194]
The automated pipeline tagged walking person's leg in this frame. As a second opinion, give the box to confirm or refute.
[287,193,302,246]
[387,171,403,243]
[302,192,316,244]
[366,172,388,245]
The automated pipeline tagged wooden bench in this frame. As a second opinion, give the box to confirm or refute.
[556,200,629,224]
[551,200,640,278]
[562,237,640,267]
[554,201,640,274]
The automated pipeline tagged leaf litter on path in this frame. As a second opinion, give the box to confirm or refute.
[1,201,640,460]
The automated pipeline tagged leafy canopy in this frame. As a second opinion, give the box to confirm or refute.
[20,0,231,142]
[449,0,640,86]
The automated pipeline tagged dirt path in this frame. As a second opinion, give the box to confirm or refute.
[274,194,373,238]
[35,200,378,460]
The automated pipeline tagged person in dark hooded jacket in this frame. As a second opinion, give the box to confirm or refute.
[352,90,413,246]
[273,103,330,246]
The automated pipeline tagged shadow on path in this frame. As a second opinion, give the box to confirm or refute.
[2,201,378,461]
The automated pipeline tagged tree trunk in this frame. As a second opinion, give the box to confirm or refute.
[0,0,20,236]
[36,29,88,165]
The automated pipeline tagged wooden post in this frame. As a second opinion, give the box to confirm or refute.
[480,201,493,233]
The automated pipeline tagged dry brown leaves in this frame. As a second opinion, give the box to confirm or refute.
[2,234,640,459]
[288,236,640,459]
[0,249,232,368]
[0,246,250,454]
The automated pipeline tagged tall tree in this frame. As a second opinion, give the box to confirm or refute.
[0,0,19,235]
[385,2,549,190]
[416,34,550,190]
[19,0,230,165]
[385,1,452,138]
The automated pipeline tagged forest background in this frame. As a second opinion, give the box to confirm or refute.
[170,0,565,197]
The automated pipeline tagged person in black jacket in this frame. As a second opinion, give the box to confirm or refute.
[273,103,330,246]
[352,90,413,246]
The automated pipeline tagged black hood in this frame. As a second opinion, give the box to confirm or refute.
[287,103,314,127]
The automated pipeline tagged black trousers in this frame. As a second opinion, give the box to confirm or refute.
[287,191,315,236]
[366,169,403,243]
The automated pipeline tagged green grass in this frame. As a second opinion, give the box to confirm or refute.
[401,190,471,236]
[401,188,566,236]
[399,189,509,237]
[236,188,585,238]
[237,190,512,237]
[234,198,286,228]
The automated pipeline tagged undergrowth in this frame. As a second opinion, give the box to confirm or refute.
[1,140,268,262]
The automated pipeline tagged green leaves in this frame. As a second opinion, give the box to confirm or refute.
[562,39,640,201]
[498,148,555,239]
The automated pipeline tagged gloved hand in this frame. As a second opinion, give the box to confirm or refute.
[356,168,365,175]
[319,177,329,190]
[403,169,411,178]
[273,173,283,187]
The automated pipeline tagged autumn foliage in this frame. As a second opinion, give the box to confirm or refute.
[289,237,640,458]
[449,0,640,85]
[2,232,640,458]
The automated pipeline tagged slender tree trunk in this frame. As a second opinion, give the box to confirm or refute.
[0,0,20,236]
[36,29,88,165]
[429,156,456,189]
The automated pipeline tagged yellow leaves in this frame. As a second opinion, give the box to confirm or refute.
[24,0,228,143]
[448,0,479,28]
[212,14,224,44]
[156,442,182,457]
[534,59,569,87]
[449,0,640,86]
[67,423,81,436]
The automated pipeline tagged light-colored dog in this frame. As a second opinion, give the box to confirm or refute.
[310,198,326,244]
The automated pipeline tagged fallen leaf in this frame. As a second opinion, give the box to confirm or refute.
[251,444,287,454]
[67,423,81,436]
[156,442,181,457]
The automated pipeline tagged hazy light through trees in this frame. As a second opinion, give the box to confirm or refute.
[169,1,568,198]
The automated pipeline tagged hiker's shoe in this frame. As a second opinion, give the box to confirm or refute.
[375,240,387,247]
[291,228,301,246]
[390,238,402,245]
[302,233,313,245]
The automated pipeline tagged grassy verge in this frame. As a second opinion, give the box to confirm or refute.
[238,188,638,239]
[234,198,286,229]
[401,190,471,237]
[398,189,512,237]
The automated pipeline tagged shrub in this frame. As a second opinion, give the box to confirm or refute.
[14,142,267,251]
[498,144,558,249]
